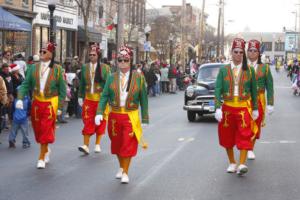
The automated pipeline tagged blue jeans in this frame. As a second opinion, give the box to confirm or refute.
[9,121,30,145]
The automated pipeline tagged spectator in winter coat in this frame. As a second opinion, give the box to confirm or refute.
[168,64,177,93]
[160,64,169,93]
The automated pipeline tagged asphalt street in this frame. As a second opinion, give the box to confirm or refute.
[0,67,299,200]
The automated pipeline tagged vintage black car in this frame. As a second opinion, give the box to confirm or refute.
[183,63,225,122]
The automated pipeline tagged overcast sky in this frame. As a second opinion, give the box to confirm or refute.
[146,0,299,34]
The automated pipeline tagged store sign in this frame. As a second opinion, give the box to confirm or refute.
[285,32,298,52]
[33,6,78,30]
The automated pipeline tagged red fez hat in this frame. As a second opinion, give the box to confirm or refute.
[232,38,246,50]
[90,43,101,54]
[248,39,260,51]
[42,42,56,53]
[118,45,133,59]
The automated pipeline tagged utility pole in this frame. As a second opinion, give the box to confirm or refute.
[181,0,186,70]
[117,0,124,57]
[198,0,205,63]
[216,0,222,59]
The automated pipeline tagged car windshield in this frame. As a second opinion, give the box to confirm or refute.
[197,65,221,82]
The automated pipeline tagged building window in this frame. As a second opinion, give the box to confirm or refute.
[22,0,29,6]
[5,0,13,4]
[275,42,285,51]
[262,42,272,51]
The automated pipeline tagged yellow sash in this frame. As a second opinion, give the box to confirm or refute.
[33,93,59,116]
[258,92,266,127]
[111,107,143,144]
[224,96,258,136]
[85,93,101,101]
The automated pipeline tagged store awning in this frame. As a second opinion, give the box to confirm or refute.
[78,26,102,43]
[0,7,31,31]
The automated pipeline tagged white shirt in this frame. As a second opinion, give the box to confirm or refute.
[120,71,130,107]
[90,62,97,94]
[248,60,258,71]
[231,61,242,96]
[40,60,51,93]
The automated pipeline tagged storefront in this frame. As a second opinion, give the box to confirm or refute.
[0,7,32,58]
[77,26,102,60]
[32,3,78,63]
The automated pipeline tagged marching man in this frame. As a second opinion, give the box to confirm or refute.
[215,38,258,176]
[17,42,66,169]
[95,45,149,183]
[247,39,274,160]
[78,44,111,154]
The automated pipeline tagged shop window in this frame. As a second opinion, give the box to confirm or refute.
[262,42,272,52]
[22,0,29,7]
[5,0,13,5]
[34,27,41,56]
[275,42,285,51]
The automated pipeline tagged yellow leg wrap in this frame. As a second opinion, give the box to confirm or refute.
[239,150,248,165]
[84,135,90,146]
[226,148,236,164]
[39,144,48,161]
[95,135,102,145]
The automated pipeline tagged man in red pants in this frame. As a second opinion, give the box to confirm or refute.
[247,39,274,160]
[78,44,110,154]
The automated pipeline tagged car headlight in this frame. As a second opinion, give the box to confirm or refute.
[186,88,194,97]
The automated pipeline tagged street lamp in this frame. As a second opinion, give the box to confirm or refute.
[145,24,151,63]
[169,33,174,65]
[47,0,58,43]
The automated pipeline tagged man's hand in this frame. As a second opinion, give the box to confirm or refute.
[267,105,274,115]
[57,109,62,116]
[78,98,83,107]
[16,100,23,109]
[95,115,103,126]
[252,110,259,120]
[214,109,223,122]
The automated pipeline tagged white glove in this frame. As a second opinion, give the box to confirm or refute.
[57,109,62,116]
[267,105,274,115]
[78,98,83,107]
[214,109,223,122]
[16,100,23,109]
[252,110,259,120]
[95,115,103,126]
[142,123,148,128]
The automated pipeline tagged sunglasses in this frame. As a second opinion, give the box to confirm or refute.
[89,54,97,57]
[118,59,130,63]
[248,49,258,53]
[39,50,47,55]
[233,50,244,55]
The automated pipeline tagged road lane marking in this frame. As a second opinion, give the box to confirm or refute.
[178,138,185,142]
[260,140,296,144]
[136,140,191,187]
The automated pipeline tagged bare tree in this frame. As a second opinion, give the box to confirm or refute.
[75,0,93,63]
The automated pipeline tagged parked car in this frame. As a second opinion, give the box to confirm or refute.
[183,63,225,122]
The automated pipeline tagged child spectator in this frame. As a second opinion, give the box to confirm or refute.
[8,94,31,148]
